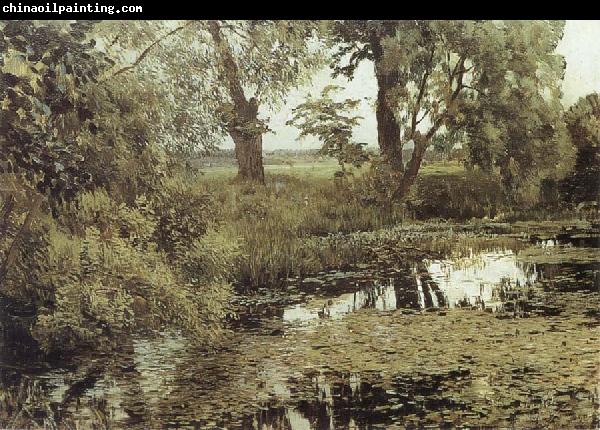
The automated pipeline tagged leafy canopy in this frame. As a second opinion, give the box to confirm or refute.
[97,20,326,153]
[287,85,368,173]
[330,20,568,195]
[0,20,111,202]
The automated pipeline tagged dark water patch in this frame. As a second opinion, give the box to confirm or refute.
[242,369,473,430]
[534,263,599,293]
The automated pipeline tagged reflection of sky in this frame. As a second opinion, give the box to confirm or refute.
[283,249,540,322]
[425,250,537,309]
[282,282,396,323]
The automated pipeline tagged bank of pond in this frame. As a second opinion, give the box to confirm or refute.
[0,221,598,429]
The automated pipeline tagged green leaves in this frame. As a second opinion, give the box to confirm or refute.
[287,86,368,172]
[0,20,111,202]
[559,93,600,204]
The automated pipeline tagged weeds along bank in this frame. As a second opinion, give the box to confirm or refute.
[0,171,240,357]
[196,164,583,291]
[0,160,588,358]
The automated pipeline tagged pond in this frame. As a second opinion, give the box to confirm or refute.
[1,230,598,429]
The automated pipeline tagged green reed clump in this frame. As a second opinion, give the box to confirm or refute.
[197,173,404,289]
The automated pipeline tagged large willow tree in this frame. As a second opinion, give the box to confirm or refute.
[101,20,324,183]
[331,20,569,199]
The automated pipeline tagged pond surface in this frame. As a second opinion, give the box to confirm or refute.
[1,230,598,429]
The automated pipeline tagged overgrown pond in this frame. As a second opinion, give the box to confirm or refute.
[1,225,598,429]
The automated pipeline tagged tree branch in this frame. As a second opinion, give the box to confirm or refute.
[410,46,435,136]
[451,56,467,100]
[415,107,431,126]
[452,65,474,76]
[110,21,195,78]
[206,20,250,113]
[461,84,482,94]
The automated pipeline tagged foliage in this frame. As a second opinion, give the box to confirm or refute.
[151,176,214,257]
[0,20,239,356]
[0,20,110,202]
[287,85,369,175]
[24,183,235,355]
[329,20,569,199]
[560,93,600,204]
[405,170,505,220]
[97,20,326,156]
[431,129,464,158]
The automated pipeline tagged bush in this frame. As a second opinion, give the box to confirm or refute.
[1,176,235,356]
[151,176,215,257]
[405,171,505,220]
[30,222,234,355]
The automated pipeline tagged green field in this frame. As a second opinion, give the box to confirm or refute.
[200,159,466,180]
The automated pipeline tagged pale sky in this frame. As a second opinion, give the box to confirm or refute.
[237,20,600,151]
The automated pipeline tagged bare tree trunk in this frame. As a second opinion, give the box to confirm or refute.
[230,126,265,183]
[395,136,428,199]
[207,20,265,184]
[375,71,404,172]
[393,116,446,200]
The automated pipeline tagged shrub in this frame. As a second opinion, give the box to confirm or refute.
[151,176,215,257]
[1,178,234,356]
[405,171,505,220]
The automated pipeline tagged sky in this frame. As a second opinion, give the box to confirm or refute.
[233,20,600,151]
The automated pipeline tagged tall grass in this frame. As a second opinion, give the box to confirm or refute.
[195,173,405,289]
[195,162,584,290]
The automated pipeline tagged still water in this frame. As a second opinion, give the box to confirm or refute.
[282,248,537,324]
[1,233,598,429]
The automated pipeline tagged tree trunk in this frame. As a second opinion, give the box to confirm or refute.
[375,71,404,172]
[393,115,446,200]
[230,126,265,183]
[207,21,265,184]
[395,136,428,199]
[371,37,404,172]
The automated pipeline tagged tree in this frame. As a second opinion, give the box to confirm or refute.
[329,21,404,172]
[0,20,109,285]
[330,20,567,199]
[560,93,600,204]
[100,20,325,184]
[286,85,368,176]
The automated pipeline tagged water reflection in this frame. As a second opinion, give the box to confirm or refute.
[247,369,473,430]
[282,281,400,324]
[425,249,537,311]
[282,248,538,322]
